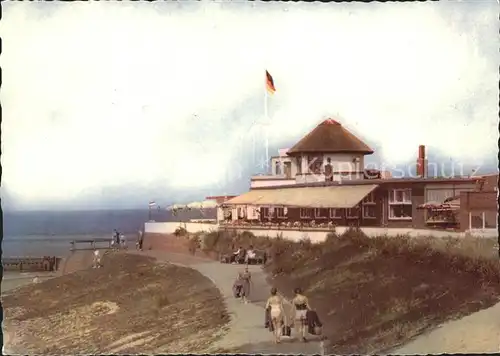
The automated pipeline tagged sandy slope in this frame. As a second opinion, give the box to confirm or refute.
[2,253,229,354]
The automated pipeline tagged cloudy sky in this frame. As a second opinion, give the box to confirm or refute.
[1,1,498,210]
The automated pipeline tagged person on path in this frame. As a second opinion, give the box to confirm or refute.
[238,267,252,304]
[137,229,144,251]
[265,287,286,344]
[291,287,311,342]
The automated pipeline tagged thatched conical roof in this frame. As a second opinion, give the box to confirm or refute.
[287,119,374,156]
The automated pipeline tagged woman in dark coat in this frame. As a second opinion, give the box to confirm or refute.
[238,267,252,303]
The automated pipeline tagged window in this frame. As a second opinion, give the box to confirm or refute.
[297,157,303,174]
[300,208,313,218]
[362,191,376,219]
[389,205,412,220]
[388,189,412,220]
[276,207,286,219]
[362,192,376,204]
[307,156,323,174]
[275,161,282,175]
[284,162,292,178]
[329,208,342,219]
[261,207,270,218]
[389,189,412,204]
[314,208,329,219]
[346,206,360,219]
[363,205,376,219]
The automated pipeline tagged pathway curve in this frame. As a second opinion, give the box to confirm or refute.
[129,250,321,354]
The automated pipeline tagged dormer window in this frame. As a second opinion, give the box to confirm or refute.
[308,155,323,174]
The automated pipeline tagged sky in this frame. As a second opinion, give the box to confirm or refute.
[1,1,498,210]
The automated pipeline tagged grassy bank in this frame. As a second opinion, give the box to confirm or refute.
[191,228,500,354]
[3,253,230,354]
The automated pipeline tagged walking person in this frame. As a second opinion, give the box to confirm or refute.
[137,229,144,251]
[291,287,311,342]
[238,267,252,304]
[265,287,286,344]
[112,229,120,250]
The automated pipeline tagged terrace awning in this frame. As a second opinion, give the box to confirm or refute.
[223,184,378,208]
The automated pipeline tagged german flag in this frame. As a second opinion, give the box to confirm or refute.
[266,70,276,94]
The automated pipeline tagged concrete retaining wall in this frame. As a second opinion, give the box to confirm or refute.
[145,221,218,234]
[145,222,497,241]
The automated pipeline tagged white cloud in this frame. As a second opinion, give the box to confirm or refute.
[1,1,498,206]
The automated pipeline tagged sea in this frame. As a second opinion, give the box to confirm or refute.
[2,208,216,257]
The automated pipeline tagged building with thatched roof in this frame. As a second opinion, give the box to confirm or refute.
[287,119,374,156]
[219,118,497,232]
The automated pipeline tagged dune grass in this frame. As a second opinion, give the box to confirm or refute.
[196,227,500,353]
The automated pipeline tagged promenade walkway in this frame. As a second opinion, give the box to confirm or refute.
[129,250,322,354]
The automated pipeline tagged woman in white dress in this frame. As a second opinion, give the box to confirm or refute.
[265,287,286,343]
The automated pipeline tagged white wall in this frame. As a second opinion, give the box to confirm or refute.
[466,228,498,238]
[217,207,225,223]
[295,173,329,184]
[425,183,477,202]
[145,221,496,240]
[250,177,296,188]
[298,153,365,179]
[145,221,218,234]
[323,153,364,174]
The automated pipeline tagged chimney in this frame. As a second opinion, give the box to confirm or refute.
[416,145,427,178]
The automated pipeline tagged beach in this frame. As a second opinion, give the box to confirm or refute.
[2,271,59,294]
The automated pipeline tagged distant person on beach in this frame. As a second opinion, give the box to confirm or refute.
[291,287,311,342]
[265,287,286,344]
[112,229,119,249]
[93,249,102,268]
[120,234,126,249]
[137,230,144,251]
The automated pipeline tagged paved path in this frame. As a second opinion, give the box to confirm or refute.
[130,250,321,354]
[390,300,500,355]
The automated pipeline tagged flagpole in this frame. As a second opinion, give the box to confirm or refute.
[264,84,269,173]
[252,128,256,165]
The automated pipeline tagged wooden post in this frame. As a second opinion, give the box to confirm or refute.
[482,212,486,229]
[468,212,472,230]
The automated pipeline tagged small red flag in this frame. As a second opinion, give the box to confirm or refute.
[266,70,276,94]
